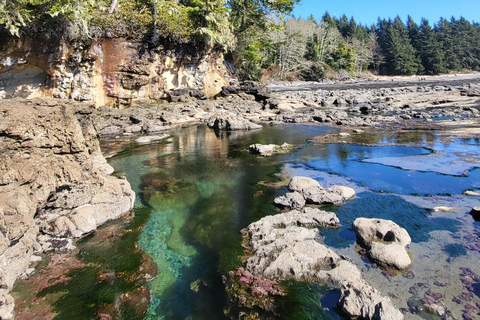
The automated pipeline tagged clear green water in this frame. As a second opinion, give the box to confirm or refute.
[106,124,337,319]
[103,124,480,319]
[19,124,480,319]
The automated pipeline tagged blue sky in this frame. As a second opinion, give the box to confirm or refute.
[292,0,480,26]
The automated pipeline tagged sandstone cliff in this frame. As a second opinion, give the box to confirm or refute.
[0,34,233,107]
[0,98,135,319]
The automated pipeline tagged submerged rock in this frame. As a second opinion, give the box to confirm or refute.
[288,176,356,205]
[352,218,412,270]
[244,209,403,320]
[135,134,170,144]
[423,303,446,316]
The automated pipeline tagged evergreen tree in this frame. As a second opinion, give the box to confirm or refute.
[338,14,350,38]
[186,0,235,50]
[418,18,446,74]
[381,16,422,75]
[453,17,479,69]
[407,15,420,50]
[436,17,461,70]
[228,0,300,80]
[321,11,336,27]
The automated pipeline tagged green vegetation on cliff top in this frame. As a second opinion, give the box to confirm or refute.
[1,1,480,80]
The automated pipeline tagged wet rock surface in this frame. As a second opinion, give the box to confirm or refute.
[0,98,135,319]
[135,134,170,144]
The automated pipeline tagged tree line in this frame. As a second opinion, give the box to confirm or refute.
[251,13,480,81]
[1,1,479,81]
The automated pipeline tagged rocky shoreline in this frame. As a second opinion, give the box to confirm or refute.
[89,77,480,137]
[1,76,480,319]
[0,99,135,319]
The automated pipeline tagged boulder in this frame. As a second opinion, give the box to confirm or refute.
[206,113,262,131]
[288,176,355,205]
[239,81,271,102]
[248,144,276,155]
[337,277,403,320]
[165,88,207,102]
[245,208,340,276]
[248,142,292,156]
[352,218,412,269]
[273,192,306,210]
[244,209,403,320]
[470,207,480,221]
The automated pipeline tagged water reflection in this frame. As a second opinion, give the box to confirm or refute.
[106,125,336,319]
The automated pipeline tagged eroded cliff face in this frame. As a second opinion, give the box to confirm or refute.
[0,98,135,319]
[0,34,232,107]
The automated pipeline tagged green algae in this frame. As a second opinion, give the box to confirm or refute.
[13,206,155,320]
[278,281,334,320]
[37,267,135,320]
[126,126,290,319]
[167,210,198,257]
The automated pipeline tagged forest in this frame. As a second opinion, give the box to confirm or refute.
[1,0,480,81]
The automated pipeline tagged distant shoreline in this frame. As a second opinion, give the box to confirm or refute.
[267,72,480,92]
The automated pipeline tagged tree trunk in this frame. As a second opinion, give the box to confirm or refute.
[151,0,158,43]
[108,0,118,14]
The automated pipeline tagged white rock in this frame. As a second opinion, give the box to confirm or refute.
[353,218,412,269]
[433,206,456,212]
[288,176,355,205]
[464,190,480,197]
[135,134,170,144]
[273,191,306,210]
[248,143,292,156]
[245,210,403,320]
[69,205,97,236]
[0,289,14,320]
